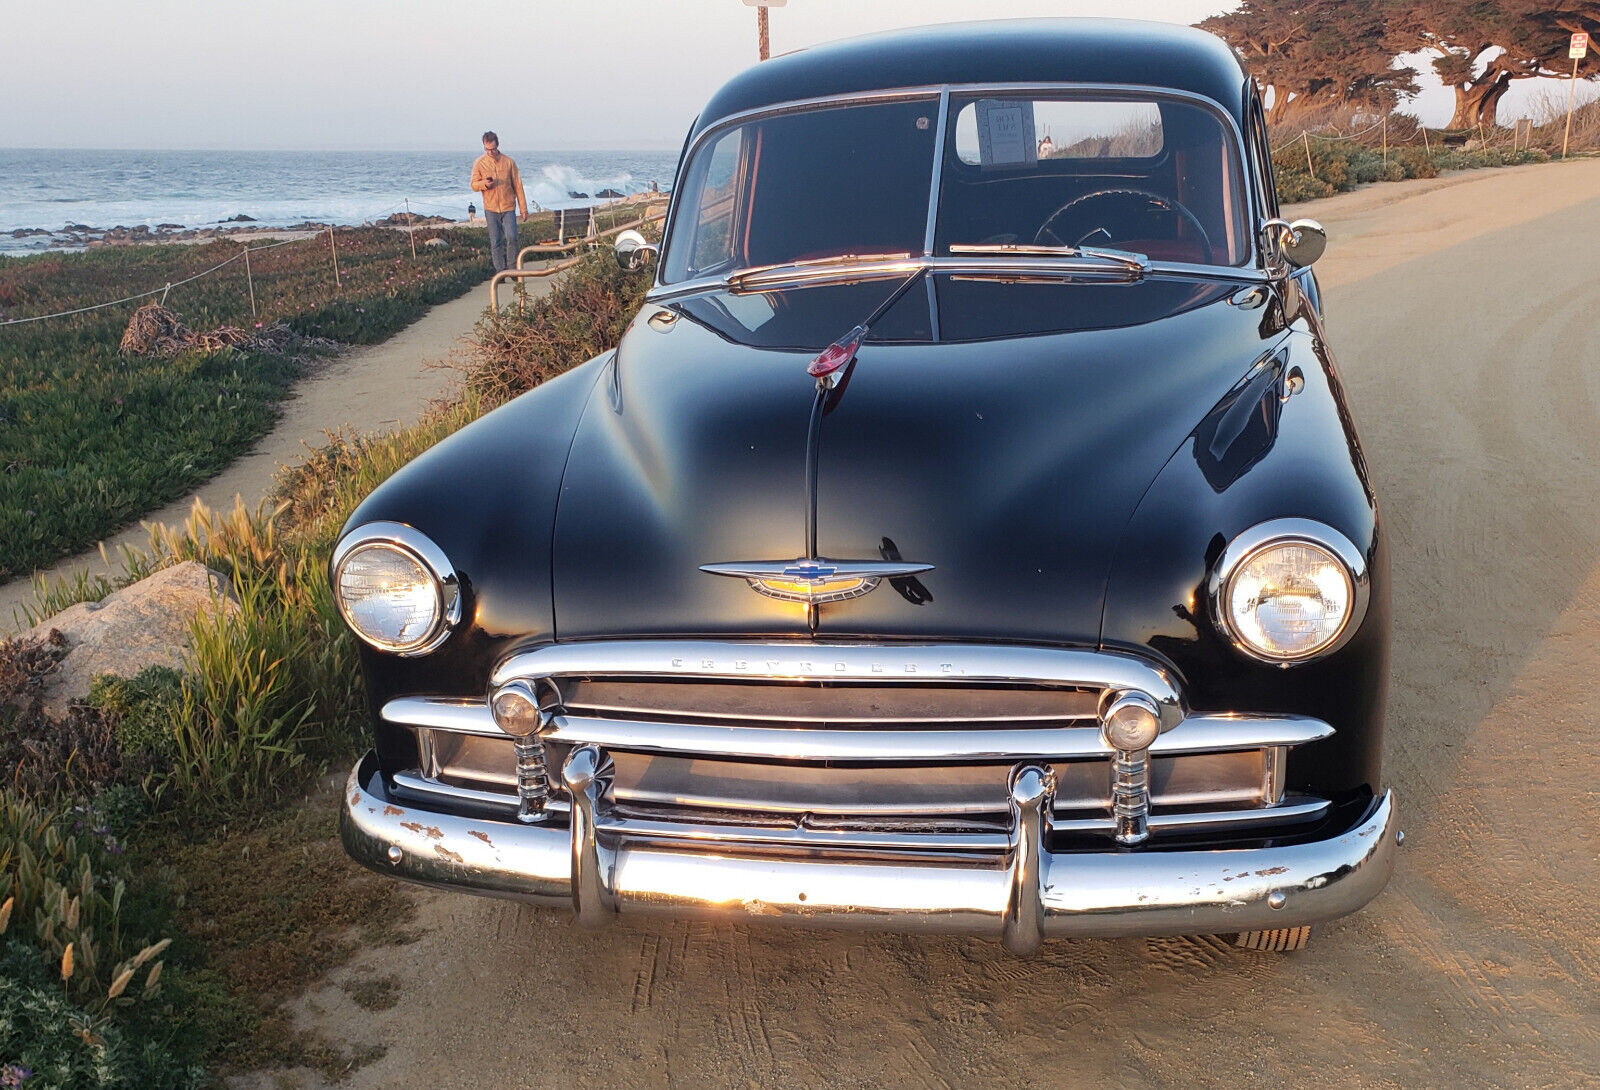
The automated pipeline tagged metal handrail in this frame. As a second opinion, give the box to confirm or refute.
[488,203,669,311]
[488,257,583,311]
[514,203,668,271]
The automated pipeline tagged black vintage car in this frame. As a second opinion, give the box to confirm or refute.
[336,19,1397,954]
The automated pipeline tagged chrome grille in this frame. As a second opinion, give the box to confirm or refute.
[385,641,1333,846]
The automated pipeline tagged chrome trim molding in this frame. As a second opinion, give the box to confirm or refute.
[1207,518,1373,666]
[343,753,1399,947]
[330,521,461,657]
[382,695,1333,762]
[490,640,1184,729]
[385,766,1331,843]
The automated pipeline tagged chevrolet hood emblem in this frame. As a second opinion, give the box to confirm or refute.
[701,558,934,604]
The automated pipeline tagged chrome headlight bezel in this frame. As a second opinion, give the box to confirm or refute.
[1207,518,1370,666]
[331,522,461,656]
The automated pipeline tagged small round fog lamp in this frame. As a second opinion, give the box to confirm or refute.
[1101,691,1161,752]
[491,681,545,737]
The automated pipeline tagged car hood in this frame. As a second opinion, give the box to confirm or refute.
[552,277,1283,644]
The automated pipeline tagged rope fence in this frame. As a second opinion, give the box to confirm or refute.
[0,194,655,327]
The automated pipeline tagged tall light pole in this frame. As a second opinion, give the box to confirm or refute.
[743,0,785,61]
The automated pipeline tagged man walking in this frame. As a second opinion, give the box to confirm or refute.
[471,131,528,271]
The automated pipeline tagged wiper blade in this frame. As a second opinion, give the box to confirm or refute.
[727,252,920,293]
[947,241,1148,276]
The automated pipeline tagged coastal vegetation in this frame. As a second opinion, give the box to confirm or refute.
[0,228,491,583]
[0,248,651,1084]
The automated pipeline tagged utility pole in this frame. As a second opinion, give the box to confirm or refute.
[743,0,784,62]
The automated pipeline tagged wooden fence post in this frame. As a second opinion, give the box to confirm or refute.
[405,198,417,260]
[1382,114,1388,165]
[328,226,342,291]
[1302,131,1316,179]
[243,245,256,319]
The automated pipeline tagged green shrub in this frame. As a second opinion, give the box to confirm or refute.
[0,791,169,1011]
[0,941,202,1090]
[1394,149,1440,179]
[88,668,185,762]
[466,245,654,406]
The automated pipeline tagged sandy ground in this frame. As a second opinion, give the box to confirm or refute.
[0,274,567,630]
[220,160,1600,1087]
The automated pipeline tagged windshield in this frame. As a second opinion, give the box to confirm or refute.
[660,90,1251,285]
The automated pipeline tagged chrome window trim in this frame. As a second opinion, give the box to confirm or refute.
[330,521,461,657]
[655,81,1260,293]
[921,85,952,257]
[1207,518,1373,666]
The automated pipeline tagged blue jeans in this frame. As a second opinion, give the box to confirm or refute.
[485,210,518,271]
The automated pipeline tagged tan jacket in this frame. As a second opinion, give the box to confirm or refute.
[470,152,528,215]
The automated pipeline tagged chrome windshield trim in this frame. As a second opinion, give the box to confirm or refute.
[922,85,951,257]
[646,255,1263,304]
[656,81,1260,293]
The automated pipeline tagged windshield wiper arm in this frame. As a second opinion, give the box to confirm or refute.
[726,252,920,293]
[947,242,1148,277]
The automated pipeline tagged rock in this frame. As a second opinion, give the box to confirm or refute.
[568,190,589,199]
[156,223,183,231]
[596,188,624,199]
[22,561,238,718]
[65,222,92,231]
[226,213,257,222]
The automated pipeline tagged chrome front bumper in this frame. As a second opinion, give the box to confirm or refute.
[341,750,1399,953]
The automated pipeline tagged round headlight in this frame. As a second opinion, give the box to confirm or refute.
[1212,520,1367,664]
[331,523,459,655]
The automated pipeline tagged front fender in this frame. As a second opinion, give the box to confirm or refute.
[338,354,611,773]
[1099,328,1387,807]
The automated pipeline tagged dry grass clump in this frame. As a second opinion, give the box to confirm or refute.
[117,302,337,358]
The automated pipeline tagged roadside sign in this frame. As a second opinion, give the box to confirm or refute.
[743,0,786,6]
[1572,32,1589,59]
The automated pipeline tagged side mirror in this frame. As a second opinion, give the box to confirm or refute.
[613,229,659,272]
[1260,218,1327,271]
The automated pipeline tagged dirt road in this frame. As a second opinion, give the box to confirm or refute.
[267,161,1600,1089]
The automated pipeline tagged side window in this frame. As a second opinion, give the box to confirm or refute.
[690,129,745,273]
[1249,101,1280,221]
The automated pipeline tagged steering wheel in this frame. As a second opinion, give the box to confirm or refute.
[1034,187,1213,263]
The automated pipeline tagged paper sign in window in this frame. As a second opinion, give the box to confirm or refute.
[974,99,1036,168]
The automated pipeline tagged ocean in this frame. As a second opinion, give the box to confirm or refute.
[0,148,682,255]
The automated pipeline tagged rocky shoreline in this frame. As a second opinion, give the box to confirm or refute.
[6,212,462,253]
[5,191,665,255]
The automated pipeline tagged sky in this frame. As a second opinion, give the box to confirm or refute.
[0,0,1592,151]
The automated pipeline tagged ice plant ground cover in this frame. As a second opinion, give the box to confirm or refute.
[0,247,652,1083]
[0,227,491,581]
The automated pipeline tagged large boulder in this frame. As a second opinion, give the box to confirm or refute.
[23,561,237,718]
